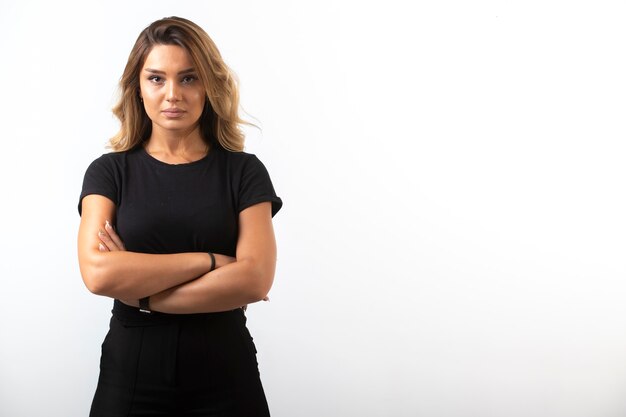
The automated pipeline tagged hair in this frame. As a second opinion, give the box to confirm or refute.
[109,16,247,152]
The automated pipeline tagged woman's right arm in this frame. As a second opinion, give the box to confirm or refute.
[78,194,228,300]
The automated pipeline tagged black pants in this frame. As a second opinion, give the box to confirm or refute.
[89,301,270,417]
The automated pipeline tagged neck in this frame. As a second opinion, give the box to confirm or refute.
[144,126,209,164]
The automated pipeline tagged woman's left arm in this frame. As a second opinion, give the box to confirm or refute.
[147,202,277,313]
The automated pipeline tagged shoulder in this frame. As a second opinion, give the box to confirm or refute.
[217,148,260,163]
[215,148,268,172]
[216,148,282,215]
[81,149,141,188]
[90,148,138,165]
[79,150,139,214]
[84,148,141,173]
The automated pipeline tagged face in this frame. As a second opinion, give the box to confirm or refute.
[139,44,206,136]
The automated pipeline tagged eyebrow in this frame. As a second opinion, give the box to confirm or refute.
[144,67,196,75]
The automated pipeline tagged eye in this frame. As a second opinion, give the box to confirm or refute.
[148,75,163,84]
[181,75,197,84]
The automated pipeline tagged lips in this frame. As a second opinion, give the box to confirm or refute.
[162,108,185,117]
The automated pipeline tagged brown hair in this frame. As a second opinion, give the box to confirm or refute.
[109,16,246,152]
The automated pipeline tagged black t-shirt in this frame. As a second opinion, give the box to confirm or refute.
[78,146,282,257]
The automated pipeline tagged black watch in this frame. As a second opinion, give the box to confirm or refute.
[139,296,151,314]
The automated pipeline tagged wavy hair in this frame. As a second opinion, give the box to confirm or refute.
[109,16,247,152]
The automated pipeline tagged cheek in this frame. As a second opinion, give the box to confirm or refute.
[139,81,160,101]
[190,89,203,102]
[187,91,205,114]
[194,90,206,110]
[140,86,157,102]
[141,90,162,112]
[139,90,162,120]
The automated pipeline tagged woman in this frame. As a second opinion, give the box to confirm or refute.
[77,16,281,416]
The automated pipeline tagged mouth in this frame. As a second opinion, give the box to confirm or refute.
[162,108,185,118]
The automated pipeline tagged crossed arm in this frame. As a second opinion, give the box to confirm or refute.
[77,194,277,314]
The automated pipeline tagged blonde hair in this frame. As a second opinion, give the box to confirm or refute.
[109,16,246,152]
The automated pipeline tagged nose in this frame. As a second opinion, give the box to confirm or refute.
[166,81,181,103]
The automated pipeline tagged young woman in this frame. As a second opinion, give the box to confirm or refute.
[77,16,281,416]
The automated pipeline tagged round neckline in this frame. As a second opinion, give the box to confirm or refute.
[138,145,214,168]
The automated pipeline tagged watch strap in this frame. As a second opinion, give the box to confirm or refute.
[139,296,151,314]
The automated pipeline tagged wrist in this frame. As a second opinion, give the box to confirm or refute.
[139,296,151,313]
[208,252,216,271]
[212,253,236,269]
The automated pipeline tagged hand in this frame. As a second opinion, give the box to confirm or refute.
[97,220,126,252]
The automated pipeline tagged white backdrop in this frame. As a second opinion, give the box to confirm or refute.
[1,1,625,416]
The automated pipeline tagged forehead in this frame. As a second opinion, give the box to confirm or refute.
[142,44,195,71]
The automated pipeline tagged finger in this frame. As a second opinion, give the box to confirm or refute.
[105,221,126,250]
[98,228,120,251]
[98,243,109,252]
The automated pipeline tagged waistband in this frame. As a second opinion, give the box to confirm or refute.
[112,299,243,326]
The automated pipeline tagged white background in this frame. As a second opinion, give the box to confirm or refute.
[1,1,625,416]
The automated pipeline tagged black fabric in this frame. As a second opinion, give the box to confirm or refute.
[89,306,270,417]
[79,146,281,416]
[79,146,282,256]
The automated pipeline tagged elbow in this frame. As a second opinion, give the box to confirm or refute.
[81,266,108,295]
[249,285,271,303]
[247,264,275,303]
[86,281,105,296]
[79,254,113,296]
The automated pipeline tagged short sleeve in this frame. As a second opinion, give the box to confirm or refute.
[78,155,120,215]
[238,155,283,217]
